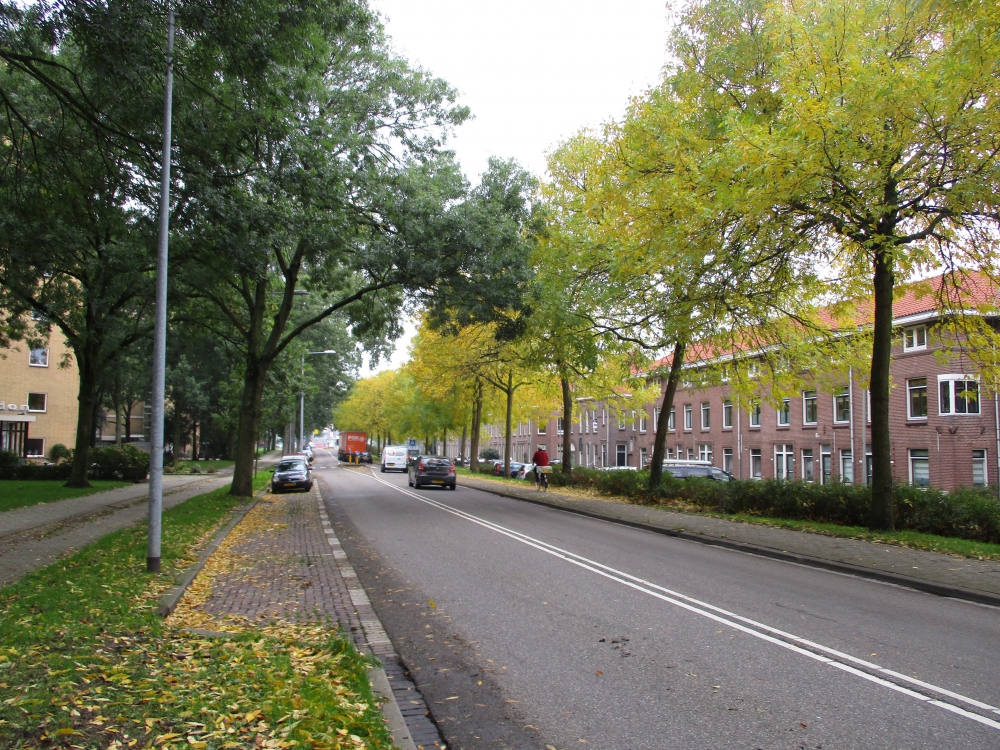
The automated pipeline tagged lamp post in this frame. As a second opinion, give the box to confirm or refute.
[301,351,338,452]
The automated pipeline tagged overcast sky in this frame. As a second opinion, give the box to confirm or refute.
[360,0,673,375]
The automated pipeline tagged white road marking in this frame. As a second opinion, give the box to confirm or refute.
[363,470,1000,732]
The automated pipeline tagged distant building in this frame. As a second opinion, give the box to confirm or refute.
[0,328,79,461]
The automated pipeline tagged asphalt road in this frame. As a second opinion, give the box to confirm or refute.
[314,458,1000,750]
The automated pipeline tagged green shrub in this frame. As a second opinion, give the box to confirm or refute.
[0,450,21,469]
[480,447,501,461]
[90,444,150,481]
[49,444,73,464]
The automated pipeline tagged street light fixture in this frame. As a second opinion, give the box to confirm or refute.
[301,350,338,452]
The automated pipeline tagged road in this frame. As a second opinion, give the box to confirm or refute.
[314,457,1000,750]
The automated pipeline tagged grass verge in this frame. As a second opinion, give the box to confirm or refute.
[0,479,131,513]
[457,468,1000,561]
[0,476,392,750]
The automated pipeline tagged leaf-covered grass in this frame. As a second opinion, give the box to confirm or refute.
[0,478,391,750]
[0,479,131,513]
[172,460,235,473]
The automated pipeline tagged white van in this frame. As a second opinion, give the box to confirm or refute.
[381,446,408,473]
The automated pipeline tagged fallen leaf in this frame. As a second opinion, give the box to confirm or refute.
[800,722,808,729]
[595,670,602,676]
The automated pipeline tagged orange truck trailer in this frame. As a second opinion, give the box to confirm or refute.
[337,432,367,462]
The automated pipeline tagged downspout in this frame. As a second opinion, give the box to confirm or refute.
[849,367,856,484]
[737,397,743,479]
[994,391,1000,501]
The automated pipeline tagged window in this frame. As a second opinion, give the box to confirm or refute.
[683,404,693,430]
[750,449,762,479]
[834,386,851,423]
[777,398,790,426]
[701,402,711,430]
[538,422,546,435]
[601,443,607,467]
[722,448,733,474]
[618,413,626,430]
[698,444,713,463]
[29,348,49,367]
[668,406,676,432]
[973,450,987,487]
[747,360,760,379]
[686,447,695,460]
[841,449,854,483]
[723,400,733,429]
[27,393,47,412]
[802,449,814,482]
[775,444,794,480]
[638,411,647,433]
[557,417,564,434]
[939,376,980,415]
[749,403,761,428]
[803,390,818,425]
[903,325,927,351]
[721,364,730,383]
[820,445,832,485]
[909,449,930,486]
[907,378,928,419]
[653,407,660,429]
[616,444,627,467]
[26,438,44,457]
[639,447,647,468]
[592,411,598,432]
[602,408,606,426]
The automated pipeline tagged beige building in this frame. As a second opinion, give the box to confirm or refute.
[0,328,79,460]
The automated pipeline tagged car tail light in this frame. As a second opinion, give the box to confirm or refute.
[418,460,425,472]
[448,464,455,475]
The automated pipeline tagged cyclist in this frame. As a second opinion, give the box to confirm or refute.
[531,446,550,490]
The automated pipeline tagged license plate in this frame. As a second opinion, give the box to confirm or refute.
[284,482,297,487]
[432,480,444,484]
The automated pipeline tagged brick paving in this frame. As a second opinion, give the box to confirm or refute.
[174,482,444,750]
[458,474,1000,600]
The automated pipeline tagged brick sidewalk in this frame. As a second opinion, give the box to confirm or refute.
[458,474,1000,601]
[168,486,444,749]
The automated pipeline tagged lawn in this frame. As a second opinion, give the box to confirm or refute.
[0,472,391,750]
[171,459,235,473]
[0,479,131,513]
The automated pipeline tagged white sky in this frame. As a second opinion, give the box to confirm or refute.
[360,0,673,376]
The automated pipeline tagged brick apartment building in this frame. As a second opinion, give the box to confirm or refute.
[481,275,998,492]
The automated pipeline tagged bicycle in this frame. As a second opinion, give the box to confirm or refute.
[534,464,551,491]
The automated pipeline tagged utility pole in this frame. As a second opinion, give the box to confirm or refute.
[147,11,175,574]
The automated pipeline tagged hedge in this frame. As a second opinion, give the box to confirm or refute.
[549,467,1000,544]
[0,444,150,482]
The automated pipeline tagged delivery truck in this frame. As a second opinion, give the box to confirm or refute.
[338,431,368,462]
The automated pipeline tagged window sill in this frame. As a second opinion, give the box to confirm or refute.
[832,422,850,428]
[776,425,791,430]
[905,418,928,424]
[722,426,733,431]
[802,422,818,428]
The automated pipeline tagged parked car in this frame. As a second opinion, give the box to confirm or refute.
[662,461,733,481]
[284,452,313,466]
[271,458,312,493]
[408,455,456,490]
[381,446,408,472]
[359,451,373,464]
[494,461,526,478]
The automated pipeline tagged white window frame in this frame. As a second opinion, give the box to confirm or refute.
[29,347,49,367]
[748,403,761,428]
[801,448,814,482]
[616,443,627,467]
[774,444,794,480]
[903,325,927,352]
[750,448,762,479]
[777,398,791,426]
[638,411,647,433]
[700,402,711,430]
[639,446,647,468]
[722,448,733,474]
[938,375,980,415]
[802,390,818,425]
[668,406,676,432]
[906,378,928,420]
[557,417,564,435]
[722,399,733,429]
[973,449,987,487]
[841,449,854,483]
[909,448,930,486]
[833,386,851,424]
[698,444,713,463]
[538,422,546,435]
[27,393,47,413]
[25,437,45,457]
[683,404,693,431]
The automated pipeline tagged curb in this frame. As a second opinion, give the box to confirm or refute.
[157,486,265,618]
[368,666,417,750]
[458,478,1000,608]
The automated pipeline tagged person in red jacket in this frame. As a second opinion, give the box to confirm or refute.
[531,446,550,489]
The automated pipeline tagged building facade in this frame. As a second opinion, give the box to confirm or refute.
[0,329,79,460]
[479,283,998,492]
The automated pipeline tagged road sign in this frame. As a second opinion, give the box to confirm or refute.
[407,438,417,448]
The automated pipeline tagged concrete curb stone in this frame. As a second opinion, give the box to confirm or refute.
[458,475,1000,608]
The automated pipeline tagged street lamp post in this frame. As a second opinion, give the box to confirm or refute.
[301,351,338,452]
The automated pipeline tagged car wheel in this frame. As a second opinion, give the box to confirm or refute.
[448,484,456,491]
[380,465,385,473]
[305,482,312,491]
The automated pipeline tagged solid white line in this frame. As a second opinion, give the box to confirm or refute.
[362,470,1000,732]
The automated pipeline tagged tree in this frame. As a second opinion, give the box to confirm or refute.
[719,0,1000,528]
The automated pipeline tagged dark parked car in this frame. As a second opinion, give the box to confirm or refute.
[662,462,732,481]
[494,461,526,478]
[271,458,312,493]
[408,455,456,490]
[359,451,373,464]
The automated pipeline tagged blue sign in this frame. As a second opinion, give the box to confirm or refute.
[407,438,417,448]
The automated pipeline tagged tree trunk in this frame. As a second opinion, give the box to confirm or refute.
[561,376,573,476]
[648,339,687,492]
[869,245,895,530]
[191,421,199,461]
[503,371,515,477]
[460,422,467,467]
[114,371,122,446]
[172,405,183,467]
[66,348,101,488]
[442,428,447,458]
[231,360,269,496]
[470,382,483,472]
